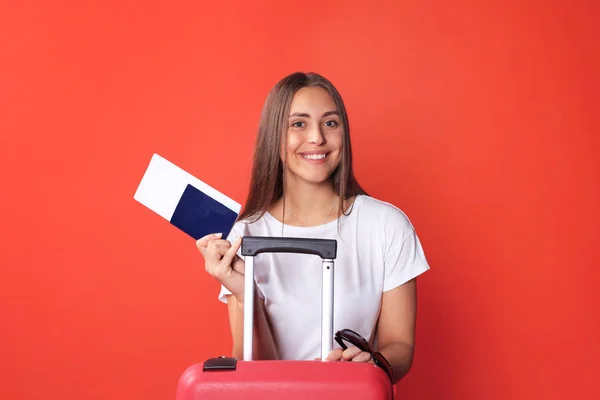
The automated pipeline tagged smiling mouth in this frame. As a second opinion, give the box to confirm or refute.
[301,153,328,160]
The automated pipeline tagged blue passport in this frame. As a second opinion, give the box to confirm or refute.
[134,153,241,240]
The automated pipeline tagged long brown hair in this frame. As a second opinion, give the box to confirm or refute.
[238,72,367,223]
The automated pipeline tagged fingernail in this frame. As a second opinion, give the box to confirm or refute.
[214,233,223,238]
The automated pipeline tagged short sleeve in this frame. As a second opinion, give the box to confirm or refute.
[217,221,246,304]
[383,229,430,292]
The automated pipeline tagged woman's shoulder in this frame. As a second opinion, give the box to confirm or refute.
[229,210,273,235]
[226,211,264,239]
[352,195,416,233]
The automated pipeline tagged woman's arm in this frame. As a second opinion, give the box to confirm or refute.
[226,292,280,360]
[376,278,418,383]
[197,232,279,360]
[326,279,418,384]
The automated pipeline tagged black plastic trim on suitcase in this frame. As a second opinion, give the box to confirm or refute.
[241,236,337,259]
[202,356,238,372]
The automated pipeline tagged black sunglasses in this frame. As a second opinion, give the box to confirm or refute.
[334,329,393,381]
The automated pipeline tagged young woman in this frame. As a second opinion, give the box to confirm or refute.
[196,72,430,384]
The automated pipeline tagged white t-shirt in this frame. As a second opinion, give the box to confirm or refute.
[218,195,430,360]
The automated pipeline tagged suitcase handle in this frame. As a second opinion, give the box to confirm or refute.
[241,236,337,259]
[241,236,337,362]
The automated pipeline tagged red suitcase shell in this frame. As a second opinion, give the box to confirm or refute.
[176,236,395,400]
[177,358,394,399]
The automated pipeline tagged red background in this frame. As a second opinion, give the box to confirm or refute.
[1,1,598,399]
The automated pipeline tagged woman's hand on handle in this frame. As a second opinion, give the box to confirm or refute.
[196,233,245,302]
[325,347,374,363]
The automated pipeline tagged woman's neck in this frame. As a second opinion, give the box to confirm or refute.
[272,178,341,227]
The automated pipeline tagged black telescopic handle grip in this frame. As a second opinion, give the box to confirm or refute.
[241,236,337,259]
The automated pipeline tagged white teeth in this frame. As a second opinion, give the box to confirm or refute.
[303,153,327,160]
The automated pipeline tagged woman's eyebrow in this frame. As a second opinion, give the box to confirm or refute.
[289,110,339,118]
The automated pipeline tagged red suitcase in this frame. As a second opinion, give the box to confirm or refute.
[176,236,395,399]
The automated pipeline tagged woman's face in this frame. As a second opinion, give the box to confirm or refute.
[282,86,343,187]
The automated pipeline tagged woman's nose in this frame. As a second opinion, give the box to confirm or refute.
[308,124,325,145]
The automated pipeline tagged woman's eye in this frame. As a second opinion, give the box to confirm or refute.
[324,120,338,127]
[292,121,305,128]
